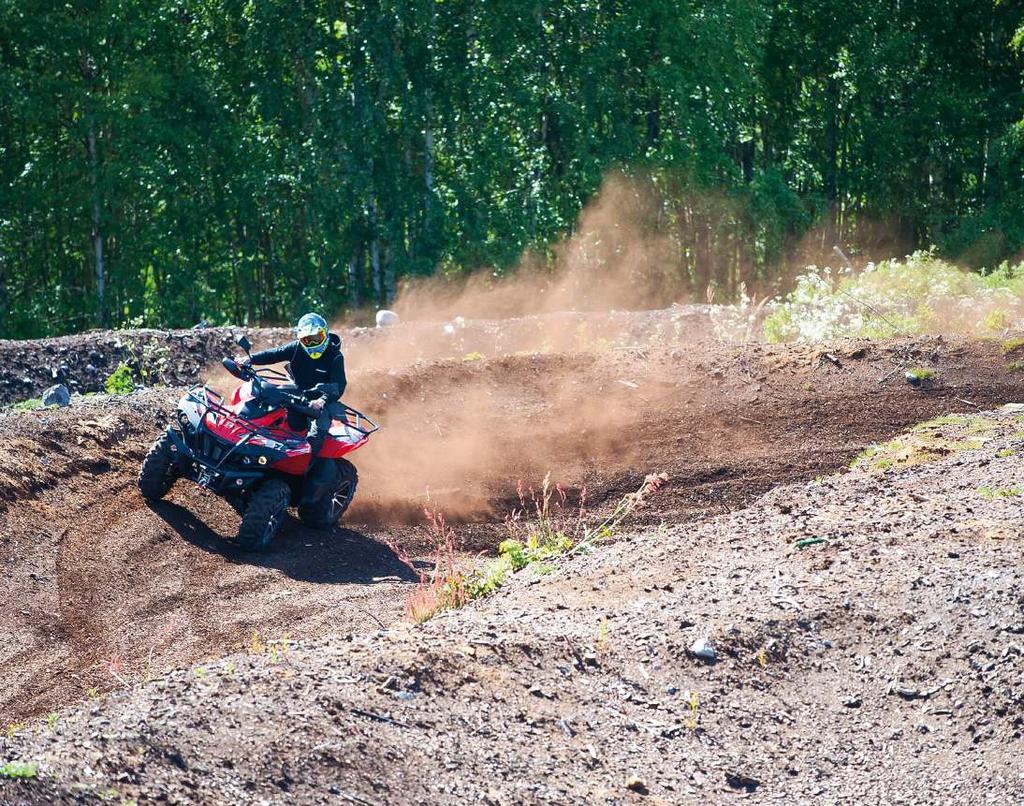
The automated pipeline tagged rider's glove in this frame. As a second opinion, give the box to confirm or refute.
[238,357,252,369]
[308,397,326,414]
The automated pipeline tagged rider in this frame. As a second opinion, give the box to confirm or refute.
[242,313,347,475]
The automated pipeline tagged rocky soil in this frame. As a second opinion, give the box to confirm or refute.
[2,405,1023,804]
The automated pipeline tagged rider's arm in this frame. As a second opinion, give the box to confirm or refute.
[314,353,347,403]
[249,342,297,366]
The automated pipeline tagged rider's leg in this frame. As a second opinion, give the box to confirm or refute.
[286,409,307,432]
[305,407,332,473]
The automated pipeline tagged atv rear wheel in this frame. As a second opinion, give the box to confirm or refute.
[298,459,358,529]
[138,432,179,501]
[237,479,290,552]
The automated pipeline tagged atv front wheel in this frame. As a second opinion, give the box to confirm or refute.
[298,459,358,529]
[138,432,179,501]
[238,479,291,552]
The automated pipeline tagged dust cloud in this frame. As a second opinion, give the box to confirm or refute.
[332,174,698,523]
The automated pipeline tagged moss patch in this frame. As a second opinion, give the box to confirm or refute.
[852,414,1001,474]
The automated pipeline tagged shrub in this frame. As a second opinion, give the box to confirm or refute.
[396,473,669,622]
[104,362,135,395]
[763,251,1024,342]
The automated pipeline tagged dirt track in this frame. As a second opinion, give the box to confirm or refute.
[3,318,1024,729]
[2,316,1024,802]
[2,400,1024,803]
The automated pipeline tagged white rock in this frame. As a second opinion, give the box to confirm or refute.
[375,309,400,327]
[689,637,716,662]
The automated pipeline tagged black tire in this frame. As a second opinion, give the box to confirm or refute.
[298,459,358,529]
[138,432,179,501]
[237,479,291,552]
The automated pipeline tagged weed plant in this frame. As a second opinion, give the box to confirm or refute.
[398,472,668,622]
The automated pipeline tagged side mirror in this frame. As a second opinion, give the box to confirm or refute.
[237,335,252,355]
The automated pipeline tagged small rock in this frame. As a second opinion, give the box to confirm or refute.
[843,695,862,708]
[375,309,400,327]
[625,776,649,795]
[42,384,71,408]
[725,771,760,792]
[689,637,716,663]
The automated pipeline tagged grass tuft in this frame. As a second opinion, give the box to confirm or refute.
[1001,337,1024,354]
[853,415,1000,473]
[6,398,42,413]
[0,762,38,780]
[977,485,1022,500]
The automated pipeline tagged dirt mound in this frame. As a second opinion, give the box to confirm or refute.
[3,406,1023,803]
[0,308,717,406]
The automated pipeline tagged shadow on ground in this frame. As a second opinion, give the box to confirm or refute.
[148,500,421,585]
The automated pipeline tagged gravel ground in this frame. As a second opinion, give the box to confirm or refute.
[2,405,1023,804]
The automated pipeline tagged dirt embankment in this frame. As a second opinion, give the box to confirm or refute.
[0,308,717,406]
[3,404,1023,804]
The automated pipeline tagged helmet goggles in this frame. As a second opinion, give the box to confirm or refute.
[299,330,327,348]
[296,312,329,357]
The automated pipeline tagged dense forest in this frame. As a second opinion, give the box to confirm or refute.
[1,0,1023,338]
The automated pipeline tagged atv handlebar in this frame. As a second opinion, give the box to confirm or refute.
[222,356,323,418]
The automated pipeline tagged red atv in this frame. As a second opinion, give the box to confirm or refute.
[138,335,378,551]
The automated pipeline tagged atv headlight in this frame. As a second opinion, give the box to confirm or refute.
[258,455,268,465]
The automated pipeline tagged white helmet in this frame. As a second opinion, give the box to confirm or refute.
[296,313,329,358]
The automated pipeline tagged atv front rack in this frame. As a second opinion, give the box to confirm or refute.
[184,387,295,444]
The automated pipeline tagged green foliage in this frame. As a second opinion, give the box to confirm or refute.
[764,252,1024,342]
[906,367,935,381]
[6,398,42,413]
[977,485,1022,500]
[0,762,38,780]
[1,2,1023,337]
[104,363,135,395]
[1002,338,1024,354]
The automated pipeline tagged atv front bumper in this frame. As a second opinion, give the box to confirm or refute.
[165,427,266,494]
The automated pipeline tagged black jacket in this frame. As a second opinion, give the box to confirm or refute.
[250,333,346,402]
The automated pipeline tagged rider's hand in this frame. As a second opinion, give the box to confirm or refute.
[238,357,252,370]
[308,397,326,414]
